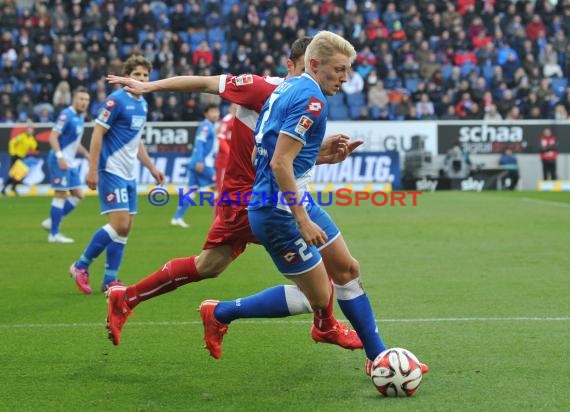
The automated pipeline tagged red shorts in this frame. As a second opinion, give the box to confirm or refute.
[203,205,259,260]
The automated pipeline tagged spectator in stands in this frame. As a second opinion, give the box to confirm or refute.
[2,0,570,124]
[543,54,563,78]
[420,52,442,79]
[341,70,364,96]
[16,93,34,122]
[401,53,420,79]
[484,104,503,121]
[455,92,475,119]
[416,93,434,118]
[52,80,71,114]
[441,104,459,120]
[553,104,568,120]
[367,80,389,118]
[136,3,157,32]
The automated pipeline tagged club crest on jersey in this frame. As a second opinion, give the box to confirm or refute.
[236,74,253,86]
[105,192,116,203]
[295,115,314,136]
[281,249,299,264]
[105,99,116,108]
[306,97,324,116]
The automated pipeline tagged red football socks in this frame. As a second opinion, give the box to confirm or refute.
[125,256,201,308]
[313,278,336,330]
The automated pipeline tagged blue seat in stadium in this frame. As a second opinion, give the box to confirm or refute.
[441,64,453,80]
[348,103,364,119]
[327,91,346,107]
[222,0,240,16]
[150,69,160,81]
[138,30,148,44]
[190,31,207,48]
[550,77,568,98]
[154,30,166,44]
[207,27,226,46]
[482,64,495,83]
[328,103,350,120]
[86,29,103,42]
[177,31,189,45]
[120,44,133,58]
[150,1,168,18]
[307,28,319,37]
[369,106,381,120]
[404,78,421,93]
[460,61,480,78]
[345,91,366,109]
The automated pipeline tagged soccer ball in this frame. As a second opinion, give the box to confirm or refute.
[370,348,423,397]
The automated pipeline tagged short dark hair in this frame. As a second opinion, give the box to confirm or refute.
[73,86,89,97]
[204,103,219,114]
[290,36,312,63]
[123,55,152,76]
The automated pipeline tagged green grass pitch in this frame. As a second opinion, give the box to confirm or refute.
[0,191,569,411]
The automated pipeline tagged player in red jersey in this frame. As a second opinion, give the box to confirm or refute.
[105,37,364,357]
[215,103,235,196]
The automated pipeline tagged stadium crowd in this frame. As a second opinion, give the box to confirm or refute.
[2,0,570,123]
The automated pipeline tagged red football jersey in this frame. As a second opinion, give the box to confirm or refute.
[215,112,234,172]
[218,74,283,202]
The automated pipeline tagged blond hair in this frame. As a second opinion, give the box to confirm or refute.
[304,31,356,69]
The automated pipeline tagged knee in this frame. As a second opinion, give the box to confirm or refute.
[310,296,331,312]
[195,257,227,278]
[112,222,131,237]
[334,257,360,286]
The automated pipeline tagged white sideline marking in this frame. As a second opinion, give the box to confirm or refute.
[2,317,569,329]
[521,197,570,208]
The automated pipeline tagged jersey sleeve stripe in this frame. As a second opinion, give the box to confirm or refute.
[95,119,111,129]
[219,75,227,94]
[280,131,306,145]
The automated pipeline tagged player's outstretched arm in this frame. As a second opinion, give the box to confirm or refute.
[316,134,364,165]
[106,75,221,95]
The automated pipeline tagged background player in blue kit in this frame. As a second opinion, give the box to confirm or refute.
[171,104,220,228]
[42,87,91,243]
[69,56,165,294]
[202,31,429,374]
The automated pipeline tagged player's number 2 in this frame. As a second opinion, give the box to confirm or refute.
[294,238,313,261]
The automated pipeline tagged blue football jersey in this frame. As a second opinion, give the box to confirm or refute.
[250,73,327,208]
[50,106,85,164]
[95,89,148,180]
[190,119,217,168]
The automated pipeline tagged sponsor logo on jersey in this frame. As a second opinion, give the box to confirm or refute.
[130,115,146,130]
[295,115,314,136]
[306,97,324,116]
[236,74,253,86]
[281,249,299,264]
[105,192,116,203]
[105,99,116,108]
[99,109,111,123]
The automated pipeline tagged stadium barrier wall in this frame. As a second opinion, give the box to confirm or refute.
[1,121,568,194]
